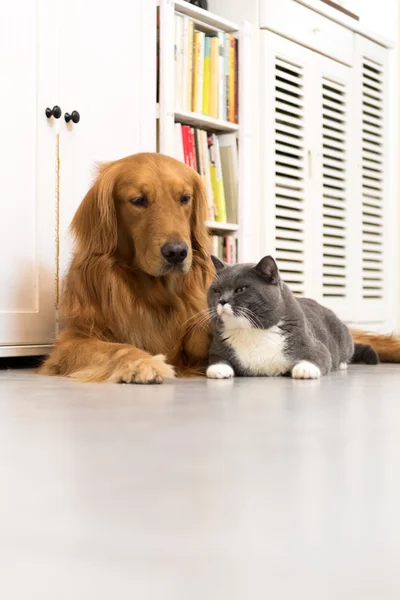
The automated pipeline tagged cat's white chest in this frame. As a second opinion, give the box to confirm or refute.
[223,323,292,376]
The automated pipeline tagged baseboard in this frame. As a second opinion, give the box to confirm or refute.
[0,345,52,358]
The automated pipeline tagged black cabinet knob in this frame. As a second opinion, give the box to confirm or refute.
[45,105,62,119]
[64,110,80,124]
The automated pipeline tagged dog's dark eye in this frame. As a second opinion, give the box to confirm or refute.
[235,286,247,294]
[130,196,148,208]
[180,194,191,206]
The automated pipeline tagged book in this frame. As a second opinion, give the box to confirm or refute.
[201,130,215,220]
[234,37,238,123]
[189,127,197,172]
[218,133,238,223]
[224,34,230,122]
[192,31,205,113]
[209,36,219,119]
[212,236,219,258]
[182,17,190,110]
[181,125,191,165]
[209,134,227,222]
[202,36,211,115]
[174,15,184,110]
[218,33,225,121]
[229,35,235,123]
[194,128,202,178]
[186,20,194,110]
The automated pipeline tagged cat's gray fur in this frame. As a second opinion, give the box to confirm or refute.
[207,255,377,379]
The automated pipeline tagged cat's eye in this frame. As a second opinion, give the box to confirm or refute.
[180,194,192,206]
[235,286,247,294]
[130,196,148,208]
[213,288,221,295]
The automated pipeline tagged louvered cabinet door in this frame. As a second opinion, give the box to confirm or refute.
[311,56,356,321]
[352,37,389,324]
[260,32,314,297]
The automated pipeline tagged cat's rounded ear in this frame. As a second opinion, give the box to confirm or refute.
[211,255,226,272]
[254,255,279,284]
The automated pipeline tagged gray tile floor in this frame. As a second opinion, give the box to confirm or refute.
[1,365,400,599]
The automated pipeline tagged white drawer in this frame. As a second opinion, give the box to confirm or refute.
[260,0,354,66]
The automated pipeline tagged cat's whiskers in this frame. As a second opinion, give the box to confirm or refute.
[182,308,218,336]
[236,306,262,329]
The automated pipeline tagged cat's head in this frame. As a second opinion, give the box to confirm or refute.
[208,255,285,330]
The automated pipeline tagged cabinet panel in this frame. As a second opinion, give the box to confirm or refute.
[0,0,56,346]
[58,0,157,286]
[312,55,356,321]
[260,31,390,325]
[352,36,389,323]
[259,0,354,66]
[260,32,315,297]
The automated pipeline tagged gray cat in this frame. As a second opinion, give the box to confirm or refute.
[207,255,378,380]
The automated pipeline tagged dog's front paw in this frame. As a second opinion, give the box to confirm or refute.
[207,363,234,379]
[120,354,175,384]
[291,361,321,380]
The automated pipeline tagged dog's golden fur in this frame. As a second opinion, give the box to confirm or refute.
[351,330,400,363]
[40,152,400,382]
[40,153,214,383]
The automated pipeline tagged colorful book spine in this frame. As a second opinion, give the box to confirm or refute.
[234,38,238,123]
[195,31,205,113]
[192,32,200,113]
[201,131,215,221]
[181,126,190,166]
[182,18,189,110]
[218,33,224,121]
[229,35,235,123]
[209,37,219,119]
[174,15,184,110]
[190,127,198,172]
[186,20,194,111]
[202,36,211,115]
[224,34,230,123]
[209,134,227,222]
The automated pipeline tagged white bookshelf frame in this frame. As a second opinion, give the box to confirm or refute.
[158,0,253,261]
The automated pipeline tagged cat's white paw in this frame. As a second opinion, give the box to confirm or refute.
[207,363,235,379]
[339,362,348,370]
[292,361,321,380]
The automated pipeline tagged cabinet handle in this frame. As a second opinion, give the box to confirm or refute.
[64,110,80,124]
[45,105,62,119]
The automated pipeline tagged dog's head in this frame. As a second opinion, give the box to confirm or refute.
[71,153,210,276]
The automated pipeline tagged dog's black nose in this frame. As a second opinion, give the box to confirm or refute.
[161,242,188,265]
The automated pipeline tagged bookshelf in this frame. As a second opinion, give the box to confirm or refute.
[158,0,252,263]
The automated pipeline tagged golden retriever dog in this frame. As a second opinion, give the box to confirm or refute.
[40,153,214,383]
[41,152,400,383]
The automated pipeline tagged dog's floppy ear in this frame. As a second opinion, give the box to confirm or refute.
[190,172,211,260]
[71,162,118,255]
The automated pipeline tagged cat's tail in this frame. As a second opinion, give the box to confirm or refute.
[352,342,379,365]
[351,330,400,363]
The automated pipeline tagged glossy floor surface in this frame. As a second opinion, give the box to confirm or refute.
[1,365,400,599]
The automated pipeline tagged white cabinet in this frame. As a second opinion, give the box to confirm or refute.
[57,0,156,284]
[260,30,390,325]
[0,0,156,355]
[0,0,57,351]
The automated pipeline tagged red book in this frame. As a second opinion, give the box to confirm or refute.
[187,127,195,171]
[181,126,190,166]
